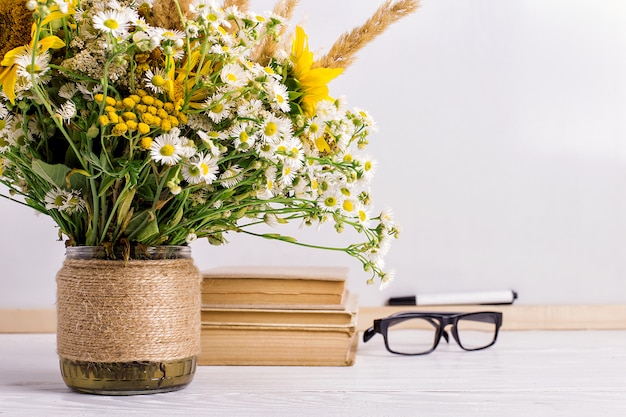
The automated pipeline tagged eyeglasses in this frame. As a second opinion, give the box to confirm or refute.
[363,311,503,355]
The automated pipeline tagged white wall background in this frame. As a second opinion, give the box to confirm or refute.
[2,0,626,308]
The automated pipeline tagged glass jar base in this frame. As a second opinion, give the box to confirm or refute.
[59,356,197,395]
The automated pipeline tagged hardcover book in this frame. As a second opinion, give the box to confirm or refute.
[201,265,349,309]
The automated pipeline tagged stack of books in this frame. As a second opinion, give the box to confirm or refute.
[199,265,358,366]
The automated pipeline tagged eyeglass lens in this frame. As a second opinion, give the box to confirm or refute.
[455,314,497,350]
[385,314,498,354]
[385,317,440,355]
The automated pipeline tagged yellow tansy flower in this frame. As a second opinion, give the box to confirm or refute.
[137,123,150,134]
[140,136,153,150]
[122,98,135,109]
[98,115,110,125]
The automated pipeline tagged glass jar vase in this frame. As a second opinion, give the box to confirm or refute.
[56,246,201,395]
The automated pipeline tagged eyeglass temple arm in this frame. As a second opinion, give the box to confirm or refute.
[460,313,502,325]
[422,317,449,343]
[363,326,377,343]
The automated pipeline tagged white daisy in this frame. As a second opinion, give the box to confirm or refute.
[27,117,51,139]
[44,189,69,211]
[263,213,279,227]
[189,0,229,28]
[279,164,296,187]
[197,131,224,157]
[150,131,182,165]
[379,207,395,230]
[179,137,197,158]
[315,100,342,122]
[256,167,277,200]
[14,49,51,83]
[220,63,249,88]
[354,107,377,130]
[318,188,342,212]
[0,133,11,154]
[256,63,282,81]
[267,81,290,113]
[186,232,198,244]
[53,0,70,14]
[44,188,85,214]
[182,153,219,184]
[236,98,263,118]
[219,165,243,188]
[259,114,292,143]
[185,21,201,39]
[133,30,155,52]
[92,9,133,38]
[255,140,278,161]
[378,270,396,291]
[182,162,204,185]
[355,204,371,228]
[160,28,186,50]
[143,68,168,93]
[196,153,220,183]
[378,234,394,258]
[339,196,358,217]
[210,43,230,56]
[64,190,86,214]
[144,26,166,49]
[367,248,386,272]
[304,116,325,139]
[293,177,312,200]
[357,154,377,182]
[76,82,102,99]
[205,95,232,123]
[0,103,7,118]
[275,138,304,170]
[55,101,76,123]
[230,122,255,150]
[0,115,11,135]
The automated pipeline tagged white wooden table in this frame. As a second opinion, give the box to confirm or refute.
[1,331,625,416]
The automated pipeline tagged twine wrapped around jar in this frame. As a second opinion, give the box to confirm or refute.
[56,257,201,363]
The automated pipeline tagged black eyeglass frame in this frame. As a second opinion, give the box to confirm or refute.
[363,311,503,355]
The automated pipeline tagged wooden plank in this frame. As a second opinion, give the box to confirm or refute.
[1,331,626,415]
[2,305,626,333]
[357,305,626,331]
[0,309,56,333]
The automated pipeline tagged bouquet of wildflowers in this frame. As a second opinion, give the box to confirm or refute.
[0,0,415,286]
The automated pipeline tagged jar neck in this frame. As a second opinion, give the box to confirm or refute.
[64,245,192,260]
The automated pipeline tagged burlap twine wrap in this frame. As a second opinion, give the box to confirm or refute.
[56,258,201,363]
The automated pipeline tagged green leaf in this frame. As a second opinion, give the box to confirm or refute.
[31,160,90,191]
[31,160,71,189]
[288,90,303,101]
[65,169,90,189]
[166,204,184,229]
[98,176,117,197]
[262,233,297,243]
[116,186,136,227]
[125,210,159,242]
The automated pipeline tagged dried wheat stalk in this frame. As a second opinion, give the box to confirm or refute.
[223,0,250,11]
[313,0,419,70]
[149,0,192,29]
[250,0,301,65]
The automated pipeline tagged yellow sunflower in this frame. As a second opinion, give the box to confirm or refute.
[290,26,344,117]
[0,2,70,104]
[165,50,215,111]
